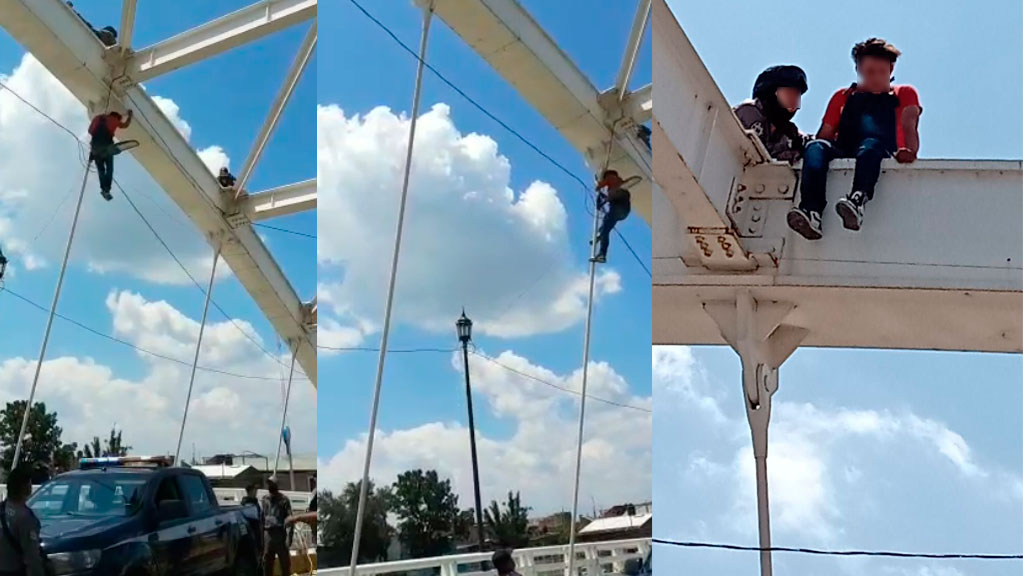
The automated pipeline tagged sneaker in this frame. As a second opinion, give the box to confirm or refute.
[591,254,607,264]
[836,191,866,231]
[100,189,113,201]
[787,207,822,240]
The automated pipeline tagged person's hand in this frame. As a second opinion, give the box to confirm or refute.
[895,148,917,163]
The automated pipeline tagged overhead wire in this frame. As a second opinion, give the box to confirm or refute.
[654,539,1023,561]
[346,0,652,279]
[254,223,316,239]
[0,285,307,382]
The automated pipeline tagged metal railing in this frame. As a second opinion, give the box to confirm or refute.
[320,537,651,576]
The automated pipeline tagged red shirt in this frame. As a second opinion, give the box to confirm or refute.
[822,84,921,149]
[88,114,121,137]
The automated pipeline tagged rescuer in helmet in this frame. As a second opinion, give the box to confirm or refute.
[733,65,810,163]
[787,38,922,240]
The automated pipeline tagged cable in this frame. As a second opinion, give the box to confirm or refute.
[317,344,456,354]
[0,286,307,382]
[470,349,651,413]
[254,223,316,239]
[347,0,651,279]
[654,539,1023,561]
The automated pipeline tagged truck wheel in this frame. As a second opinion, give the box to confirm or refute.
[233,551,259,576]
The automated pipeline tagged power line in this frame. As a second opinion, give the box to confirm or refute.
[347,0,652,279]
[654,539,1023,561]
[470,349,651,413]
[317,344,456,354]
[254,223,316,239]
[0,286,306,382]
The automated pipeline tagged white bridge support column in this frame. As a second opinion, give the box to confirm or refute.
[704,291,807,576]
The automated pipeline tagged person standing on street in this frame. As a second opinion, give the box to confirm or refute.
[0,464,46,576]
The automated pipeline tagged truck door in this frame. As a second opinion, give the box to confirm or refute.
[149,476,200,576]
[179,473,229,574]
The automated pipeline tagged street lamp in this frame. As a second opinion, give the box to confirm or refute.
[457,310,485,551]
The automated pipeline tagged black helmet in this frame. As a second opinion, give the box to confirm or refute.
[752,65,808,100]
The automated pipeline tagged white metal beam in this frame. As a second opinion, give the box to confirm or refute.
[119,0,138,53]
[245,179,317,221]
[237,21,316,196]
[623,83,651,124]
[614,0,651,101]
[420,0,653,226]
[130,0,316,82]
[0,0,317,386]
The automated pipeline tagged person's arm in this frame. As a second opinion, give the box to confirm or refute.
[286,511,318,527]
[733,103,767,143]
[895,88,922,163]
[119,110,134,129]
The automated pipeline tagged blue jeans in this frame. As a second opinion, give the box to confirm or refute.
[798,138,890,214]
[597,202,630,257]
[90,144,114,192]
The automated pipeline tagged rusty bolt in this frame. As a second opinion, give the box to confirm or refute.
[737,184,747,192]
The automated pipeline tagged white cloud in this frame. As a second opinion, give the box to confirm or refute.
[0,54,225,285]
[316,103,621,342]
[0,290,315,459]
[319,350,650,515]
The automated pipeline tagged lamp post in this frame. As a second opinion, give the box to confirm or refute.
[457,310,486,552]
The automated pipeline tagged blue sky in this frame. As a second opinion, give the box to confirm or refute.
[0,1,316,462]
[316,0,652,515]
[657,0,1022,574]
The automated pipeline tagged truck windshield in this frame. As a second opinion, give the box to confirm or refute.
[29,475,145,518]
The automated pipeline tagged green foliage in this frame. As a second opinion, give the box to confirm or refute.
[484,491,531,548]
[78,428,131,459]
[318,481,392,565]
[0,401,77,477]
[390,469,462,558]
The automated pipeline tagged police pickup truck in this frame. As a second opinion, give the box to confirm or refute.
[27,456,262,576]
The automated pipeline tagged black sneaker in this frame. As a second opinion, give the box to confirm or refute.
[100,189,113,201]
[787,207,823,240]
[591,254,607,264]
[836,191,865,231]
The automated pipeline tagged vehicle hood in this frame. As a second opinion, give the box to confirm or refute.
[40,514,134,551]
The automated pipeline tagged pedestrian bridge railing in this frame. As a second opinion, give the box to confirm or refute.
[320,538,651,576]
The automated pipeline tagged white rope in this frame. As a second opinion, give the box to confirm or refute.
[12,165,90,468]
[348,2,434,573]
[174,244,221,464]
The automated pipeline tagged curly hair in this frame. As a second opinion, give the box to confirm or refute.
[852,38,901,64]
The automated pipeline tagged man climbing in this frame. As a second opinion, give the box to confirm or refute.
[592,169,631,264]
[788,38,922,240]
[218,167,237,189]
[733,65,810,163]
[67,3,118,46]
[88,109,133,201]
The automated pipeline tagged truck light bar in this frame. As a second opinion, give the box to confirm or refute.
[79,456,173,469]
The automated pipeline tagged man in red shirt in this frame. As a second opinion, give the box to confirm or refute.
[88,109,133,201]
[592,169,632,264]
[787,38,922,240]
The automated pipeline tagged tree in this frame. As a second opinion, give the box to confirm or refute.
[0,401,77,478]
[390,469,462,558]
[78,428,131,459]
[484,491,531,548]
[318,481,392,567]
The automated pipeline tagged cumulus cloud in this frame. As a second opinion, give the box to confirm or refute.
[0,290,315,458]
[0,54,225,285]
[316,103,621,344]
[653,346,1021,548]
[318,350,650,514]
